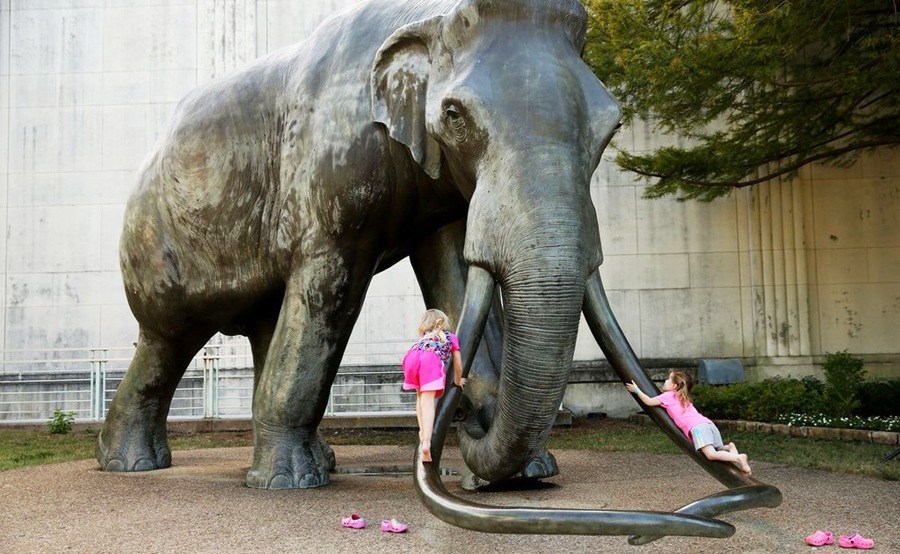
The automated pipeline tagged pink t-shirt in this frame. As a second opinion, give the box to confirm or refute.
[653,390,712,439]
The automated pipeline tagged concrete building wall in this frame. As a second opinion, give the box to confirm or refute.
[1,0,898,380]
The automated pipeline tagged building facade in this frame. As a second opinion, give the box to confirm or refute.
[1,0,897,398]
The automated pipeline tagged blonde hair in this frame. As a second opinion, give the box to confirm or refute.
[418,308,452,339]
[669,371,694,408]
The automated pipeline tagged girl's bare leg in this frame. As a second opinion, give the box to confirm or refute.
[419,391,437,462]
[699,445,752,475]
[415,393,424,443]
[725,442,738,454]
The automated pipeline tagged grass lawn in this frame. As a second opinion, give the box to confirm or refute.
[1,418,897,480]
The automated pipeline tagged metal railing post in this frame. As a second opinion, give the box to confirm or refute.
[202,346,220,418]
[90,349,108,421]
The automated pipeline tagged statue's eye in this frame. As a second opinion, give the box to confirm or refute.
[445,106,462,122]
[443,104,467,141]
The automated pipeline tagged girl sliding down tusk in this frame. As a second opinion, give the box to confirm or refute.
[626,371,752,476]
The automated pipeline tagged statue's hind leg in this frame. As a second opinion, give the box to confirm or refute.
[97,327,212,471]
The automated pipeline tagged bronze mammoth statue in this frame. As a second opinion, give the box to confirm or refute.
[98,0,780,541]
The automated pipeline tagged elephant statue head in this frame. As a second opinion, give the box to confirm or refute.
[372,0,620,483]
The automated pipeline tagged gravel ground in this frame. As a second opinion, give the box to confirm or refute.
[0,445,897,553]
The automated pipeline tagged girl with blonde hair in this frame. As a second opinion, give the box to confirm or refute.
[401,309,465,462]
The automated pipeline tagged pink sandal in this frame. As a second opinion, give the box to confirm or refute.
[340,513,366,529]
[381,518,408,533]
[839,533,874,549]
[805,530,834,546]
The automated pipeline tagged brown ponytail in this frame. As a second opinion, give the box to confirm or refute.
[669,371,694,408]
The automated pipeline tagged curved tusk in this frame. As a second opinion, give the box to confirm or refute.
[431,265,494,462]
[583,269,782,543]
[414,452,735,537]
[583,269,751,488]
[629,484,782,545]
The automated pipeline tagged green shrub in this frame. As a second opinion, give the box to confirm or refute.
[692,382,751,420]
[743,377,822,422]
[693,377,825,422]
[47,410,76,435]
[822,350,866,417]
[857,379,900,417]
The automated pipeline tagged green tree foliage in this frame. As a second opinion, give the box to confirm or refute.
[582,0,900,201]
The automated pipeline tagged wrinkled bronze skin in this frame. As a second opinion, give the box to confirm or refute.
[99,0,779,540]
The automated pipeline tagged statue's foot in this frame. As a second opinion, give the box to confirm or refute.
[96,421,172,472]
[246,425,336,489]
[515,447,559,480]
[459,448,558,490]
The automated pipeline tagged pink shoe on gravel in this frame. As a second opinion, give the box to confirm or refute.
[839,533,874,549]
[340,513,366,529]
[381,518,408,533]
[805,530,834,546]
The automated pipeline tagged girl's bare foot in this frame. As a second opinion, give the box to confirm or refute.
[736,453,751,475]
[420,443,432,463]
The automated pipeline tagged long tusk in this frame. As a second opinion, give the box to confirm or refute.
[583,269,755,488]
[415,456,735,537]
[583,269,782,543]
[431,265,494,462]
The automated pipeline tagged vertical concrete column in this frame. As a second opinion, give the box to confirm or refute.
[0,1,9,355]
[740,175,813,359]
[197,0,261,84]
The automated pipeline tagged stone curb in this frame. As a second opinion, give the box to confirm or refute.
[627,414,900,445]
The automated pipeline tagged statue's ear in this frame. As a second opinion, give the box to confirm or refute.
[371,17,443,180]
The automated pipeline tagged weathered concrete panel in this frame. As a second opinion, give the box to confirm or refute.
[869,247,900,283]
[7,205,103,272]
[574,288,641,360]
[8,171,133,207]
[0,5,9,79]
[6,273,53,307]
[591,175,637,256]
[816,248,870,285]
[813,179,900,249]
[639,287,743,358]
[818,283,900,352]
[149,69,196,103]
[635,185,739,254]
[100,303,137,347]
[102,104,149,170]
[9,106,103,172]
[6,304,101,349]
[359,292,424,365]
[689,252,740,288]
[601,253,690,290]
[103,5,196,72]
[264,0,359,51]
[9,7,103,74]
[101,204,125,272]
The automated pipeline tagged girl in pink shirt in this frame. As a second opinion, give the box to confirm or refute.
[626,371,751,475]
[402,309,466,462]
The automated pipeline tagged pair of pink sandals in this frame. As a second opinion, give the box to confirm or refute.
[806,531,875,549]
[340,513,408,533]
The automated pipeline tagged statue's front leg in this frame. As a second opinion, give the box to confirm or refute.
[245,255,372,489]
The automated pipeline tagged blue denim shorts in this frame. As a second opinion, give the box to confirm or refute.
[690,423,724,451]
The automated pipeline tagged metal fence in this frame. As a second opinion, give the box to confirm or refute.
[0,344,415,423]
